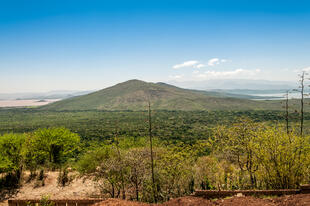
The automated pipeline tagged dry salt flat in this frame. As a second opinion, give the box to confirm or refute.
[0,99,60,107]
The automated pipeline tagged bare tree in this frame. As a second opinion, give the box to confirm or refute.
[114,127,126,199]
[298,71,307,137]
[148,99,157,203]
[126,148,148,201]
[284,90,290,135]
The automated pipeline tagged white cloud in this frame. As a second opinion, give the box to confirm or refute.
[194,68,261,79]
[195,64,206,69]
[207,58,228,66]
[173,58,228,69]
[208,58,220,66]
[173,60,199,69]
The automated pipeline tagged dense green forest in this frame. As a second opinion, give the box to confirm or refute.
[1,108,310,143]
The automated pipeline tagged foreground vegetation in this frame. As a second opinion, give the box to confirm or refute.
[1,108,310,202]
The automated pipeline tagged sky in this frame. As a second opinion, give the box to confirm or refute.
[0,0,310,92]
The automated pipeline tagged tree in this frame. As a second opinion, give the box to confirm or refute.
[76,145,111,175]
[194,156,239,190]
[283,90,290,134]
[94,150,126,198]
[295,71,308,137]
[0,133,25,186]
[212,120,310,190]
[147,99,157,203]
[113,131,126,200]
[212,118,261,188]
[25,127,80,169]
[125,148,149,201]
[77,145,127,198]
[156,147,193,201]
[254,127,310,189]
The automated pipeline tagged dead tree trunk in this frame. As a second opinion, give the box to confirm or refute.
[114,129,126,200]
[285,90,289,135]
[300,72,305,138]
[148,99,157,203]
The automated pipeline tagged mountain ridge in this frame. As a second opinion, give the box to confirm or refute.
[40,79,280,111]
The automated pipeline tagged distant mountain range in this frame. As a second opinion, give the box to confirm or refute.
[168,79,297,90]
[1,79,299,101]
[40,79,282,111]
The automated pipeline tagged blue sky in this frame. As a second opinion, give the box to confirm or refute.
[0,0,310,92]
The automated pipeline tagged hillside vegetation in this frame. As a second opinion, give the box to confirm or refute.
[40,80,281,111]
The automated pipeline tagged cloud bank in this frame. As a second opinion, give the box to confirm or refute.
[195,69,261,79]
[169,68,261,81]
[173,60,199,69]
[173,58,227,69]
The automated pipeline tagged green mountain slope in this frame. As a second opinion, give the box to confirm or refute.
[40,80,281,111]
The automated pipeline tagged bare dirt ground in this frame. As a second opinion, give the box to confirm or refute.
[14,172,100,199]
[95,195,310,206]
[0,171,100,206]
[1,172,310,206]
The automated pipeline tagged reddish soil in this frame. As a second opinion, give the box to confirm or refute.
[94,199,150,206]
[271,194,310,206]
[94,194,310,206]
[161,196,214,206]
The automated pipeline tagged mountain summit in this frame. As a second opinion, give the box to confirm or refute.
[41,79,274,111]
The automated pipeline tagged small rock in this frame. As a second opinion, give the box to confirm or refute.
[236,193,244,197]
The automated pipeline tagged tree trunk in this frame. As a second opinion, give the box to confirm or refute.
[148,99,157,203]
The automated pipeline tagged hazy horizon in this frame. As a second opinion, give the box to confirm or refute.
[0,78,298,94]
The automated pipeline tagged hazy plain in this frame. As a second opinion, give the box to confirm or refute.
[0,99,60,107]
